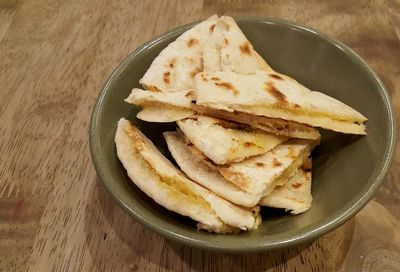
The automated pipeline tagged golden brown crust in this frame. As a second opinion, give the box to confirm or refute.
[217,167,249,191]
[264,81,287,104]
[272,158,282,167]
[239,42,251,55]
[214,81,239,96]
[186,38,199,47]
[269,73,283,80]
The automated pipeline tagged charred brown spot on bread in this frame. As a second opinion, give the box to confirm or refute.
[265,81,288,104]
[294,104,301,108]
[224,38,229,45]
[186,142,194,147]
[169,58,176,68]
[218,167,248,190]
[272,158,282,167]
[255,162,264,167]
[214,81,239,96]
[292,183,302,189]
[243,142,256,148]
[187,38,198,47]
[301,160,312,172]
[210,24,216,32]
[245,141,263,149]
[163,72,171,84]
[239,42,252,55]
[270,74,283,80]
[287,147,297,159]
[211,77,221,81]
[274,184,284,190]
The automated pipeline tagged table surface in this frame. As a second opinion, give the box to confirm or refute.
[1,0,400,271]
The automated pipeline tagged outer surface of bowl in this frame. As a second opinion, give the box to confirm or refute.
[90,17,396,252]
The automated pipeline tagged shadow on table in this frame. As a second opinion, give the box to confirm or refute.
[84,177,354,271]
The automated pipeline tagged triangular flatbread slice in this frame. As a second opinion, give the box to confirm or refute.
[164,131,260,207]
[140,15,272,93]
[129,15,279,123]
[177,132,315,199]
[194,70,367,134]
[125,88,321,139]
[177,115,287,164]
[216,139,314,197]
[260,159,313,214]
[115,118,260,232]
[128,16,216,122]
[140,15,218,93]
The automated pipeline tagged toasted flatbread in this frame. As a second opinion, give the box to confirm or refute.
[177,115,287,164]
[115,118,260,233]
[125,88,321,139]
[194,70,367,134]
[164,131,260,207]
[140,15,272,93]
[216,139,314,197]
[130,15,285,125]
[260,159,313,214]
[126,88,195,122]
[140,15,218,93]
[203,16,273,74]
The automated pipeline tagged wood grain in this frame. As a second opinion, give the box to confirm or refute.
[1,0,399,271]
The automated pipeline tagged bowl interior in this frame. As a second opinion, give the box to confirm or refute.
[90,18,394,252]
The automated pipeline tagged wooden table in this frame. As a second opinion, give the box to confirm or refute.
[1,1,400,271]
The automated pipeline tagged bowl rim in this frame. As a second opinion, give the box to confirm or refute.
[89,16,396,252]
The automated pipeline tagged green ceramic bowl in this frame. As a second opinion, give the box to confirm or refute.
[90,17,396,252]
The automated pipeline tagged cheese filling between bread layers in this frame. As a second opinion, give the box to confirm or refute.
[118,120,260,232]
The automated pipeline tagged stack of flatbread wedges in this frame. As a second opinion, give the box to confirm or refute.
[115,15,367,233]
